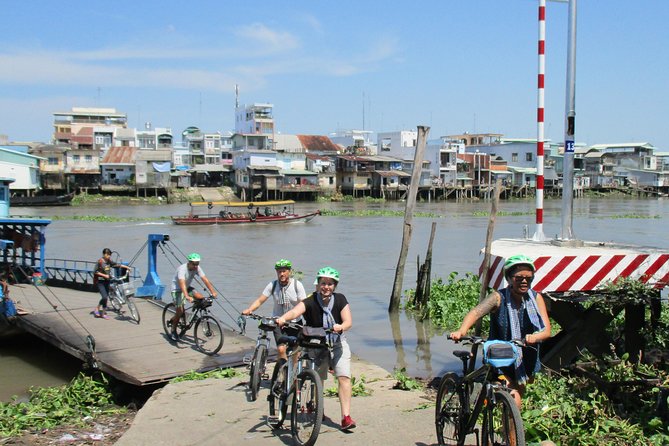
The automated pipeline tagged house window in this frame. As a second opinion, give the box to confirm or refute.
[48,157,58,165]
[73,155,80,162]
[526,153,533,162]
[329,177,334,185]
[85,155,92,162]
[511,153,518,162]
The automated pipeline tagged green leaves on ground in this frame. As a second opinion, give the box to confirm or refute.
[324,375,372,397]
[0,373,124,438]
[391,368,423,391]
[170,368,239,383]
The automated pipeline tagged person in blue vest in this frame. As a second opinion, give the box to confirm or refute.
[277,266,356,431]
[450,254,551,409]
[241,259,307,360]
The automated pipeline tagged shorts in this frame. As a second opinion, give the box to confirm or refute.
[172,290,186,308]
[313,339,351,380]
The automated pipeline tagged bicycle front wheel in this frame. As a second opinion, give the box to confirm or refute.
[291,368,323,446]
[268,359,288,429]
[194,315,223,355]
[108,287,123,313]
[126,297,140,324]
[481,389,525,446]
[249,344,268,402]
[162,303,187,338]
[435,373,464,446]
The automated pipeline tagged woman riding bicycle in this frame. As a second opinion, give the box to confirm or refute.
[277,266,356,431]
[450,254,551,409]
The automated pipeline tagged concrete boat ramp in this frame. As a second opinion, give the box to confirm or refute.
[6,283,256,386]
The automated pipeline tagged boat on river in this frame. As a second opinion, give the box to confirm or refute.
[10,192,75,207]
[171,200,321,226]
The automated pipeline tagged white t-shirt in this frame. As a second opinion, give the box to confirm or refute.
[171,263,206,292]
[262,277,307,317]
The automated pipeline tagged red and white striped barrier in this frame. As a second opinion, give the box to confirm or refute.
[480,239,669,292]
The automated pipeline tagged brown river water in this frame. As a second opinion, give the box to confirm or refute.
[2,197,668,401]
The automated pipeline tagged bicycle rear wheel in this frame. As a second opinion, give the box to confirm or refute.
[126,297,140,324]
[249,344,268,401]
[435,373,464,446]
[268,359,288,429]
[194,315,223,355]
[481,389,525,446]
[162,303,187,338]
[291,368,323,446]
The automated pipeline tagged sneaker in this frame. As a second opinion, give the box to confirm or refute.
[341,415,356,430]
[170,331,179,342]
[93,310,101,318]
[102,314,110,320]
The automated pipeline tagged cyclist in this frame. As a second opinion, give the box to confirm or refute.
[450,254,551,409]
[169,253,217,342]
[93,248,132,319]
[277,266,356,431]
[241,259,307,360]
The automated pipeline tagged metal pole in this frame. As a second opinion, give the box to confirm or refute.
[560,0,577,240]
[533,0,547,241]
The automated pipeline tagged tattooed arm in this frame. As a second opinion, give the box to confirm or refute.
[450,291,501,341]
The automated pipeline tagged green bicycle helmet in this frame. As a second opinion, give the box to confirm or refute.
[503,254,535,276]
[187,253,201,262]
[274,259,292,269]
[316,266,340,283]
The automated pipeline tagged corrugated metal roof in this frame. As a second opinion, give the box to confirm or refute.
[305,153,332,161]
[280,169,318,176]
[101,146,137,164]
[297,135,340,152]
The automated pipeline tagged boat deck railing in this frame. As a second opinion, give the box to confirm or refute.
[36,258,142,289]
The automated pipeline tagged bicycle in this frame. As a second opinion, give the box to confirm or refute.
[268,322,331,446]
[107,271,141,324]
[161,294,224,355]
[240,312,276,402]
[435,334,526,446]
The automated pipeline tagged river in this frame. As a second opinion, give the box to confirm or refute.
[2,196,668,401]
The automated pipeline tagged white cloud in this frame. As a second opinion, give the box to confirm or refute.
[233,23,300,54]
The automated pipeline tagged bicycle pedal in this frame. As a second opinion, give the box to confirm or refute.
[267,416,279,424]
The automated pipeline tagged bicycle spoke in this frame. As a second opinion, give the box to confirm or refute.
[195,316,223,355]
[482,390,525,446]
[435,373,463,446]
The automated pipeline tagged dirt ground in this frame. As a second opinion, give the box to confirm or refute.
[2,412,136,446]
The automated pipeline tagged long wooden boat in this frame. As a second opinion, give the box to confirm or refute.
[171,200,321,226]
[11,192,75,207]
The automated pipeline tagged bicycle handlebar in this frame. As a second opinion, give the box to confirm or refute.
[447,333,526,347]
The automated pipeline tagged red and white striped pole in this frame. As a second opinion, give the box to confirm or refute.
[533,0,547,241]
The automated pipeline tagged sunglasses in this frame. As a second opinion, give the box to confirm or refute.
[512,275,534,283]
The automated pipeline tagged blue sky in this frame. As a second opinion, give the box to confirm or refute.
[1,0,667,148]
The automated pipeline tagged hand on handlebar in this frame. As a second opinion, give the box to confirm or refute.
[241,308,252,316]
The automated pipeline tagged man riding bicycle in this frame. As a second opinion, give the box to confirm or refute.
[169,253,217,342]
[242,259,307,360]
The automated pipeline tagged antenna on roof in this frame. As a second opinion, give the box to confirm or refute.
[235,84,239,109]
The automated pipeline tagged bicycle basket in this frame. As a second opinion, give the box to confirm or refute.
[483,340,519,368]
[258,317,277,331]
[298,326,328,348]
[122,279,142,297]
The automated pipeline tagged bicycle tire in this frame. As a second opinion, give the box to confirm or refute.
[291,368,323,446]
[161,303,187,338]
[268,359,288,429]
[481,389,525,446]
[108,287,123,312]
[435,373,464,446]
[194,315,224,355]
[249,344,268,402]
[126,297,141,324]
